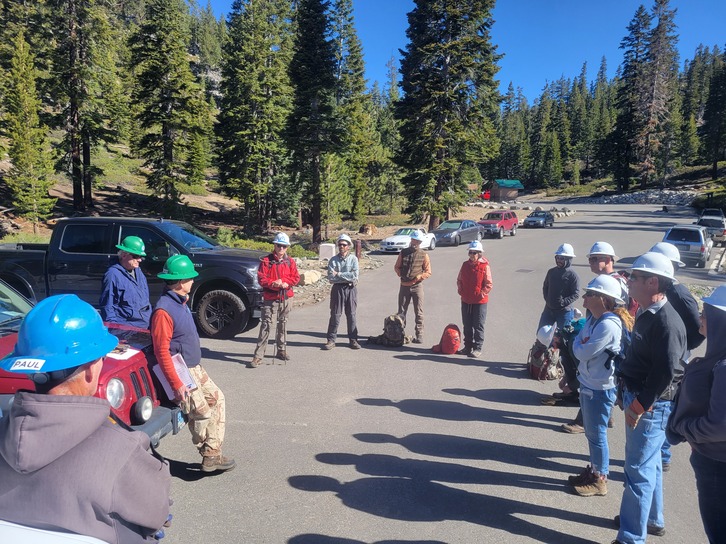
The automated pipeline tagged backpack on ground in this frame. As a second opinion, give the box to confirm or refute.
[367,314,411,347]
[432,324,461,354]
[527,339,563,381]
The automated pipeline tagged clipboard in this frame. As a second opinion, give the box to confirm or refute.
[152,353,197,401]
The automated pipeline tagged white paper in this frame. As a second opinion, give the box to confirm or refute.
[152,353,197,401]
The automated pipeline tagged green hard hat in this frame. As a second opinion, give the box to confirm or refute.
[116,236,147,257]
[158,255,199,280]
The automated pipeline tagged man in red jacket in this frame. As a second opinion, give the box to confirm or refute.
[250,233,300,368]
[456,241,493,358]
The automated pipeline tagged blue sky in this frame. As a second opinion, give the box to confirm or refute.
[208,0,726,102]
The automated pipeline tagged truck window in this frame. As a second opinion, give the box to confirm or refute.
[60,224,111,254]
[119,226,178,261]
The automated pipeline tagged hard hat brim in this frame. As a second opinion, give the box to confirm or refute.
[115,243,147,257]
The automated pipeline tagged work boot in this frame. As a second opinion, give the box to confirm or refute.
[412,337,423,344]
[201,454,236,473]
[567,465,593,486]
[573,473,607,496]
[276,350,290,361]
[662,461,671,472]
[614,515,666,537]
[469,349,481,358]
[608,414,615,428]
[457,347,472,356]
[350,339,361,350]
[562,409,584,433]
[248,357,262,369]
[322,341,335,350]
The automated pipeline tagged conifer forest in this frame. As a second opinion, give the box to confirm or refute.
[0,0,725,241]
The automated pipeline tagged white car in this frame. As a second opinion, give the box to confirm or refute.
[379,227,436,252]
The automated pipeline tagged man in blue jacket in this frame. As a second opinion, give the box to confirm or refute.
[99,236,152,329]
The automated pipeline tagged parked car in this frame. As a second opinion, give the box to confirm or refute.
[431,219,482,246]
[379,228,436,252]
[663,225,713,268]
[0,217,266,339]
[523,210,555,228]
[696,216,726,247]
[477,211,519,238]
[0,279,183,445]
[478,190,491,201]
[699,208,724,219]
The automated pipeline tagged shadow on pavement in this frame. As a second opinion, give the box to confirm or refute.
[289,536,445,544]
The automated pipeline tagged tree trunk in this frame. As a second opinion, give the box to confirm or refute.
[311,152,322,243]
[82,135,93,208]
[68,0,83,211]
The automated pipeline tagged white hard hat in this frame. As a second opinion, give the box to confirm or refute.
[702,285,726,312]
[536,323,557,346]
[584,275,625,305]
[630,251,677,282]
[649,242,685,268]
[273,232,290,246]
[587,241,618,260]
[555,243,576,258]
[410,230,425,242]
[337,234,352,245]
[468,240,483,253]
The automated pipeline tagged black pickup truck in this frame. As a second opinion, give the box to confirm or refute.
[0,217,266,338]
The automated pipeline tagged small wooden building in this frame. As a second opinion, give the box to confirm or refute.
[491,179,524,202]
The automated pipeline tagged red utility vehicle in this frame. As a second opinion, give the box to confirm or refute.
[477,211,519,239]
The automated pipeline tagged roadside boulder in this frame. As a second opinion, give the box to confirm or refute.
[299,270,322,286]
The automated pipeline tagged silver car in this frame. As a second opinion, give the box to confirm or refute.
[431,219,481,246]
[663,225,713,268]
[696,216,726,247]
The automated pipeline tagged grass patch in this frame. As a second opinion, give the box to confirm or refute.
[216,227,317,258]
[0,233,51,244]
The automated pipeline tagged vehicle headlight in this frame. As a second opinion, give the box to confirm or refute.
[245,268,261,288]
[106,378,126,409]
[443,233,452,238]
[132,396,153,424]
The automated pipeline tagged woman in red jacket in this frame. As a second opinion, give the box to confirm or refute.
[456,241,493,358]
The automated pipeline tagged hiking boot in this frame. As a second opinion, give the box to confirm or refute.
[567,465,592,486]
[248,357,262,369]
[614,515,666,537]
[573,473,607,496]
[542,393,579,406]
[469,349,481,358]
[457,347,472,356]
[350,339,361,350]
[276,350,290,361]
[322,341,335,350]
[412,337,423,344]
[561,421,585,434]
[201,454,236,473]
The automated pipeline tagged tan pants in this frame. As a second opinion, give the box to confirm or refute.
[180,365,226,456]
[253,298,292,358]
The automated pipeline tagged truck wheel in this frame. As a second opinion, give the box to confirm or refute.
[196,290,249,339]
[497,227,504,239]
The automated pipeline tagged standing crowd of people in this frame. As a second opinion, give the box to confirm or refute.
[1,225,725,543]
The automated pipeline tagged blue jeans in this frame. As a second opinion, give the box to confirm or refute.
[538,307,573,332]
[579,386,616,475]
[617,390,669,544]
[660,401,674,465]
[690,449,726,544]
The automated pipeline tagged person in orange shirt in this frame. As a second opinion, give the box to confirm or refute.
[394,230,432,344]
[456,241,493,358]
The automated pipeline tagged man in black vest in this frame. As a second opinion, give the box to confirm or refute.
[394,230,432,344]
[151,255,235,473]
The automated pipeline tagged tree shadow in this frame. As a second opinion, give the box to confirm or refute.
[289,536,445,544]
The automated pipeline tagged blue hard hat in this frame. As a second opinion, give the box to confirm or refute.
[0,295,118,377]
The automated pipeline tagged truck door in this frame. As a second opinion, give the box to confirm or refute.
[117,225,179,304]
[46,223,113,305]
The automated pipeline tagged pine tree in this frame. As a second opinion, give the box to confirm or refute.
[3,31,55,232]
[130,0,210,213]
[592,57,616,178]
[701,53,726,179]
[396,0,500,229]
[216,0,294,231]
[287,0,340,243]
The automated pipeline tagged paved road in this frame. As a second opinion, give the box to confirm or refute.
[157,203,721,544]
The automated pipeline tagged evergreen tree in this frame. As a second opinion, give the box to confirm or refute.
[3,31,55,232]
[497,83,530,181]
[701,53,726,179]
[130,0,210,212]
[216,0,294,231]
[591,57,616,178]
[287,0,339,243]
[396,0,500,229]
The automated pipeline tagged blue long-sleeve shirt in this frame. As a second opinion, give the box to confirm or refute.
[328,253,359,285]
[99,262,152,329]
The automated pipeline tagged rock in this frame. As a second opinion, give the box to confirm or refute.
[359,223,377,235]
[298,270,322,286]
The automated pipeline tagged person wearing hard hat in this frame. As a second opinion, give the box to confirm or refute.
[456,241,493,358]
[667,284,726,543]
[324,234,360,350]
[587,241,634,314]
[538,243,580,331]
[151,255,235,473]
[566,275,626,497]
[613,252,686,544]
[250,232,300,366]
[394,229,432,343]
[0,295,171,542]
[649,241,704,473]
[99,235,152,329]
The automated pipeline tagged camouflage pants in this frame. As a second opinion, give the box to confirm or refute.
[254,298,292,359]
[180,365,226,456]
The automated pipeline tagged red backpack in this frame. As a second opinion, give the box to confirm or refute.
[432,324,461,354]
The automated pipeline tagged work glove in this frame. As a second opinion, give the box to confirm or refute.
[625,398,647,429]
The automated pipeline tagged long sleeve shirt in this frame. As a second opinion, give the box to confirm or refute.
[328,252,359,285]
[99,263,152,329]
[457,257,493,304]
[573,313,621,390]
[394,249,431,287]
[542,266,580,310]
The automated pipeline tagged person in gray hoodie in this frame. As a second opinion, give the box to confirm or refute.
[0,295,171,543]
[667,285,726,544]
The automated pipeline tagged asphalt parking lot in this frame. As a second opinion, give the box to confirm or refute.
[158,202,721,543]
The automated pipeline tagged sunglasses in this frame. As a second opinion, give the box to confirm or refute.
[583,291,601,298]
[274,243,288,248]
[588,256,608,263]
[129,254,144,260]
[338,242,349,247]
[629,272,649,281]
[468,251,480,255]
